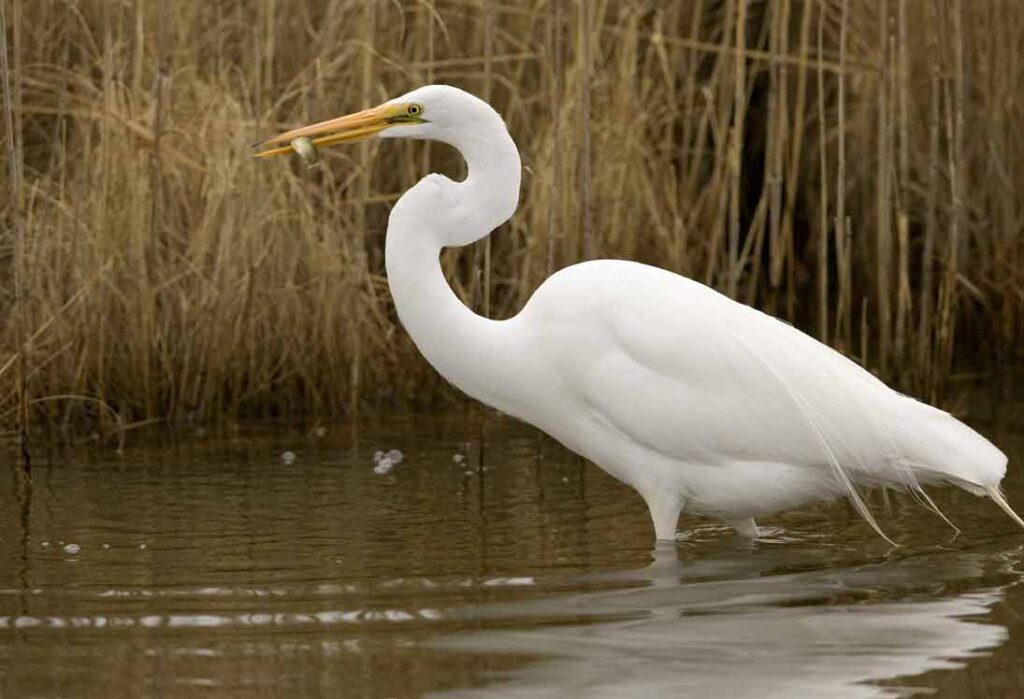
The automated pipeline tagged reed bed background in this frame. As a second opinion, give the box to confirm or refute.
[1,0,1022,431]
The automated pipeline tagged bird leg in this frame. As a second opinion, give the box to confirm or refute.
[646,489,684,541]
[731,518,760,538]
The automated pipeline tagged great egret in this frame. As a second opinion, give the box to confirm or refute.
[256,85,1023,542]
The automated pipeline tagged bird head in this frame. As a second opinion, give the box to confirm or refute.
[253,85,505,158]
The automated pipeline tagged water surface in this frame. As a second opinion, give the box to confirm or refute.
[1,402,1023,697]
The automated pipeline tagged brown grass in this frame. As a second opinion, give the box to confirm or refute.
[1,0,1022,431]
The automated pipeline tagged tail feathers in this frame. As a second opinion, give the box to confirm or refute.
[910,484,961,535]
[732,334,1015,541]
[736,337,896,545]
[984,485,1024,531]
[895,397,1008,489]
[892,399,1020,532]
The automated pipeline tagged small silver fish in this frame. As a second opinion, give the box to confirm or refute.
[290,136,318,165]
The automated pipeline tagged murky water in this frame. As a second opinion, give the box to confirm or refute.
[1,401,1023,698]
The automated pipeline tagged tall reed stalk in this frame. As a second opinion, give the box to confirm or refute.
[0,0,29,466]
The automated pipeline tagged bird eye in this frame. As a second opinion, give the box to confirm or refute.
[408,104,422,116]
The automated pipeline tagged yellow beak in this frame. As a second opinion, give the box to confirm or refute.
[253,102,415,158]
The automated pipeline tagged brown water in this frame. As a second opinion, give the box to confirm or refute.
[1,407,1023,698]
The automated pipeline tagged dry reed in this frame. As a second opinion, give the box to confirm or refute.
[0,0,29,463]
[1,0,1022,430]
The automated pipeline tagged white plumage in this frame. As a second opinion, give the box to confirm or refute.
[258,84,1023,542]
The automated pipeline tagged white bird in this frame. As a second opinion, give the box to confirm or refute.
[256,85,1023,543]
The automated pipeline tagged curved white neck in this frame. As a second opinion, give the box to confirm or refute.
[384,126,523,410]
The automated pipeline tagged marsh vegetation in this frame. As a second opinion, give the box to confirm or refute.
[1,0,1022,429]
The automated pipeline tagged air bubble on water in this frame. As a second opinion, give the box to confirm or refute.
[40,541,50,548]
[63,543,81,554]
[139,543,148,550]
[452,453,465,464]
[373,448,404,475]
[281,451,297,465]
[102,543,111,550]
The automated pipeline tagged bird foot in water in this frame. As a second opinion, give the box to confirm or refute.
[731,518,760,538]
